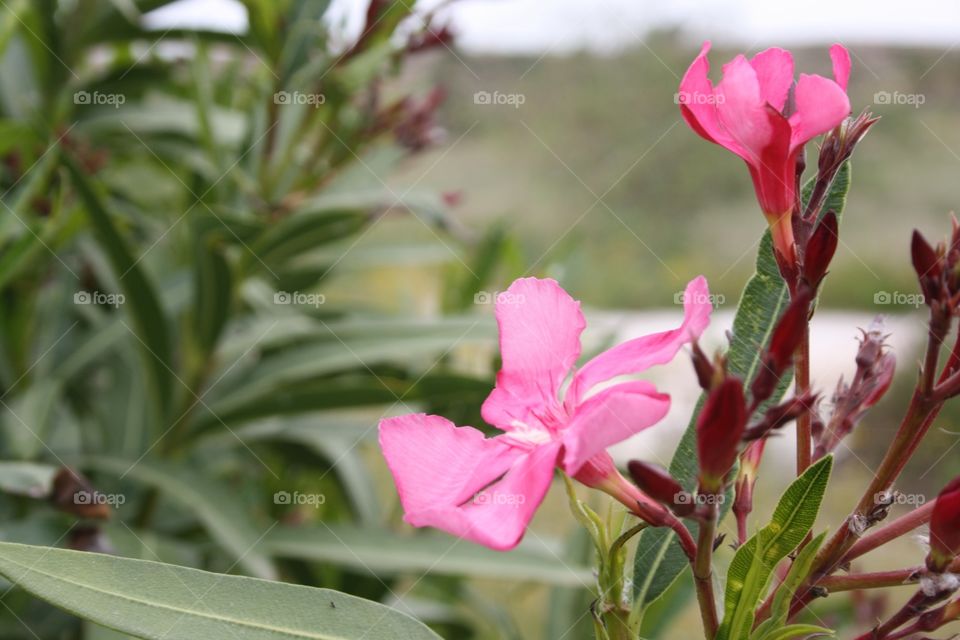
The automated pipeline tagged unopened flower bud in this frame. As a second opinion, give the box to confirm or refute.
[803,211,839,287]
[627,460,693,516]
[912,230,942,304]
[751,290,811,403]
[690,341,716,390]
[697,377,747,492]
[927,476,960,573]
[743,393,818,441]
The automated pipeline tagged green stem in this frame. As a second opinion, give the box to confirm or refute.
[694,506,719,640]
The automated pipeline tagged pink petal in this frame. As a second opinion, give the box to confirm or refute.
[715,55,777,163]
[379,414,559,550]
[788,73,850,150]
[481,277,585,432]
[561,381,671,475]
[569,276,712,403]
[678,42,754,159]
[745,105,796,217]
[380,414,521,513]
[830,44,851,91]
[749,47,794,112]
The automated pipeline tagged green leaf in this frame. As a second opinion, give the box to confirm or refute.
[64,157,173,418]
[751,532,827,640]
[191,232,232,353]
[263,524,591,586]
[717,456,833,640]
[81,457,277,580]
[755,625,833,640]
[242,208,369,274]
[632,163,851,608]
[0,541,441,639]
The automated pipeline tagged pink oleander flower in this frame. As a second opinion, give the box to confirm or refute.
[678,42,852,263]
[379,276,713,550]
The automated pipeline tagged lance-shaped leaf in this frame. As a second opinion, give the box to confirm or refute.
[717,456,833,640]
[0,541,441,640]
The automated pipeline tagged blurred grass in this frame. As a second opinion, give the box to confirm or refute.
[380,34,960,314]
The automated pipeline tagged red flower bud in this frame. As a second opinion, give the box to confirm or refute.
[927,476,960,573]
[912,230,941,304]
[627,460,692,516]
[690,341,716,391]
[697,377,747,492]
[803,211,839,287]
[912,230,941,280]
[751,290,811,403]
[769,290,812,370]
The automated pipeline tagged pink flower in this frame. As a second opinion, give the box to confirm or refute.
[678,42,851,262]
[379,276,712,550]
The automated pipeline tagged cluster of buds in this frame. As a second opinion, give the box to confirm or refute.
[626,294,819,526]
[372,87,448,153]
[911,225,960,317]
[813,320,896,458]
[783,114,878,285]
[910,221,960,401]
[407,23,455,54]
[778,114,877,288]
[624,372,750,521]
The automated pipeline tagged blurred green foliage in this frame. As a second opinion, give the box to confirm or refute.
[0,1,575,637]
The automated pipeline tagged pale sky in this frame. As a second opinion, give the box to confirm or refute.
[144,0,960,54]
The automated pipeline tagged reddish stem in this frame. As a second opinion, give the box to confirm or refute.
[795,323,812,475]
[841,501,935,564]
